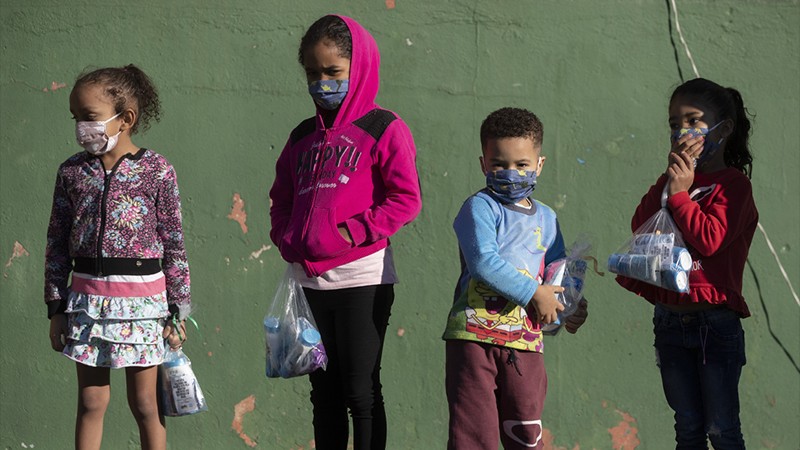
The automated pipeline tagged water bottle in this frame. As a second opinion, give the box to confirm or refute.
[264,316,282,378]
[159,348,208,416]
[279,317,322,377]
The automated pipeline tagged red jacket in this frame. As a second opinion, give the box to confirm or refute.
[617,168,758,317]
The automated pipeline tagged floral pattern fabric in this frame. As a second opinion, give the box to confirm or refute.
[63,290,168,368]
[44,149,191,318]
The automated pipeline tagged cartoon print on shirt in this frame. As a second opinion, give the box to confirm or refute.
[464,268,541,349]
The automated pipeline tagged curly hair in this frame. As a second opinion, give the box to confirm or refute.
[74,64,161,134]
[480,107,544,148]
[298,15,352,66]
[671,78,753,178]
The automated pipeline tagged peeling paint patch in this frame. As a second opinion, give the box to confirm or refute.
[249,244,272,259]
[608,409,640,450]
[42,81,67,92]
[767,394,776,407]
[554,194,567,210]
[4,241,30,277]
[405,38,413,46]
[385,0,396,9]
[397,327,405,337]
[231,395,257,447]
[542,428,579,450]
[227,193,248,234]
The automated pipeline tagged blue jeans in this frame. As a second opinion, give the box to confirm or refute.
[653,304,747,450]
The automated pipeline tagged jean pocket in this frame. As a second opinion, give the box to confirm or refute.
[707,315,742,340]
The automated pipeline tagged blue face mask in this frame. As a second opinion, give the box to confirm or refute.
[486,169,537,203]
[670,121,724,163]
[308,79,349,110]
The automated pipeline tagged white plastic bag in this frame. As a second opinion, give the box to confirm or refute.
[608,186,692,292]
[264,266,328,378]
[541,238,597,335]
[159,347,208,417]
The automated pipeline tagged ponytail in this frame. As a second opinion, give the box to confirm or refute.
[670,78,754,178]
[724,87,753,178]
[75,64,161,134]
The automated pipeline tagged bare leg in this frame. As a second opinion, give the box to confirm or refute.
[75,363,111,450]
[126,366,166,450]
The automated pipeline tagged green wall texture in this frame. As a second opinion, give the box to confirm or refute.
[1,1,798,449]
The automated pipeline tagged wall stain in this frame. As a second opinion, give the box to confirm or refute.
[228,193,248,234]
[4,241,30,277]
[232,395,257,447]
[385,0,396,9]
[607,409,640,450]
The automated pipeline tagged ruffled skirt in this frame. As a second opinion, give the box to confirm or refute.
[63,272,169,368]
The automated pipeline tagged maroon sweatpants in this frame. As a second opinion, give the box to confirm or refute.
[446,340,547,450]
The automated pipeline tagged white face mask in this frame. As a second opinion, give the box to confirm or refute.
[75,113,122,156]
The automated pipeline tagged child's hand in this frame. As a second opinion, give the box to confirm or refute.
[668,134,704,167]
[564,298,589,334]
[163,320,187,349]
[338,225,353,244]
[529,285,565,324]
[667,149,696,196]
[49,313,68,352]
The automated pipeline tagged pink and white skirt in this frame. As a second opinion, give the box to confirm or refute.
[63,272,169,368]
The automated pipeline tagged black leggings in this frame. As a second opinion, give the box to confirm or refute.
[304,284,395,450]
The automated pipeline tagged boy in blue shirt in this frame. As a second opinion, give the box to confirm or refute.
[443,107,589,449]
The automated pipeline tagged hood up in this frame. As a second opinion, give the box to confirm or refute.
[314,15,381,129]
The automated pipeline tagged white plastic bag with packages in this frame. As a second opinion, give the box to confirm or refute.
[159,347,208,417]
[541,238,597,335]
[608,186,692,292]
[264,266,328,379]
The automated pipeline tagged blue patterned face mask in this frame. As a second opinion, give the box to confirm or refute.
[308,79,349,110]
[486,169,537,203]
[670,121,724,163]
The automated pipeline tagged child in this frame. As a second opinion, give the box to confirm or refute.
[442,107,589,449]
[45,64,191,450]
[268,15,422,450]
[617,78,757,448]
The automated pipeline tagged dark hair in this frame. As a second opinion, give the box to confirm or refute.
[298,15,352,65]
[480,107,544,148]
[74,64,161,134]
[670,78,753,178]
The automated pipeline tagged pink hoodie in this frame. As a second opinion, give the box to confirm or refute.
[269,15,422,277]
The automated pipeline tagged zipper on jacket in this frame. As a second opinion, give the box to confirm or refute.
[95,155,129,276]
[300,129,331,239]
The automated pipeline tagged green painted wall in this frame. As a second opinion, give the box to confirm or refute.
[1,1,798,448]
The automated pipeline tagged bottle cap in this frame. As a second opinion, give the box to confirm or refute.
[264,316,280,332]
[300,328,321,346]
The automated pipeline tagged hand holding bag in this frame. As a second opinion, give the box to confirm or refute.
[608,186,692,293]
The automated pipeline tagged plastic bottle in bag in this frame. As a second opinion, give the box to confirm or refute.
[264,316,282,378]
[279,317,324,377]
[159,348,208,416]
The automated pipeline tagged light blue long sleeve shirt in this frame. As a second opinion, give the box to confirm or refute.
[443,190,565,351]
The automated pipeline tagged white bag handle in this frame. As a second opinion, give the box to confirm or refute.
[661,184,669,209]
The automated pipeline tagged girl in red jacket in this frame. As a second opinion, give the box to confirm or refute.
[617,78,757,449]
[269,15,421,450]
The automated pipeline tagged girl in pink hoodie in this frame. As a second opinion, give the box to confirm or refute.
[269,15,422,450]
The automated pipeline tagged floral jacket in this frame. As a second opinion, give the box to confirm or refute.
[45,148,191,319]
